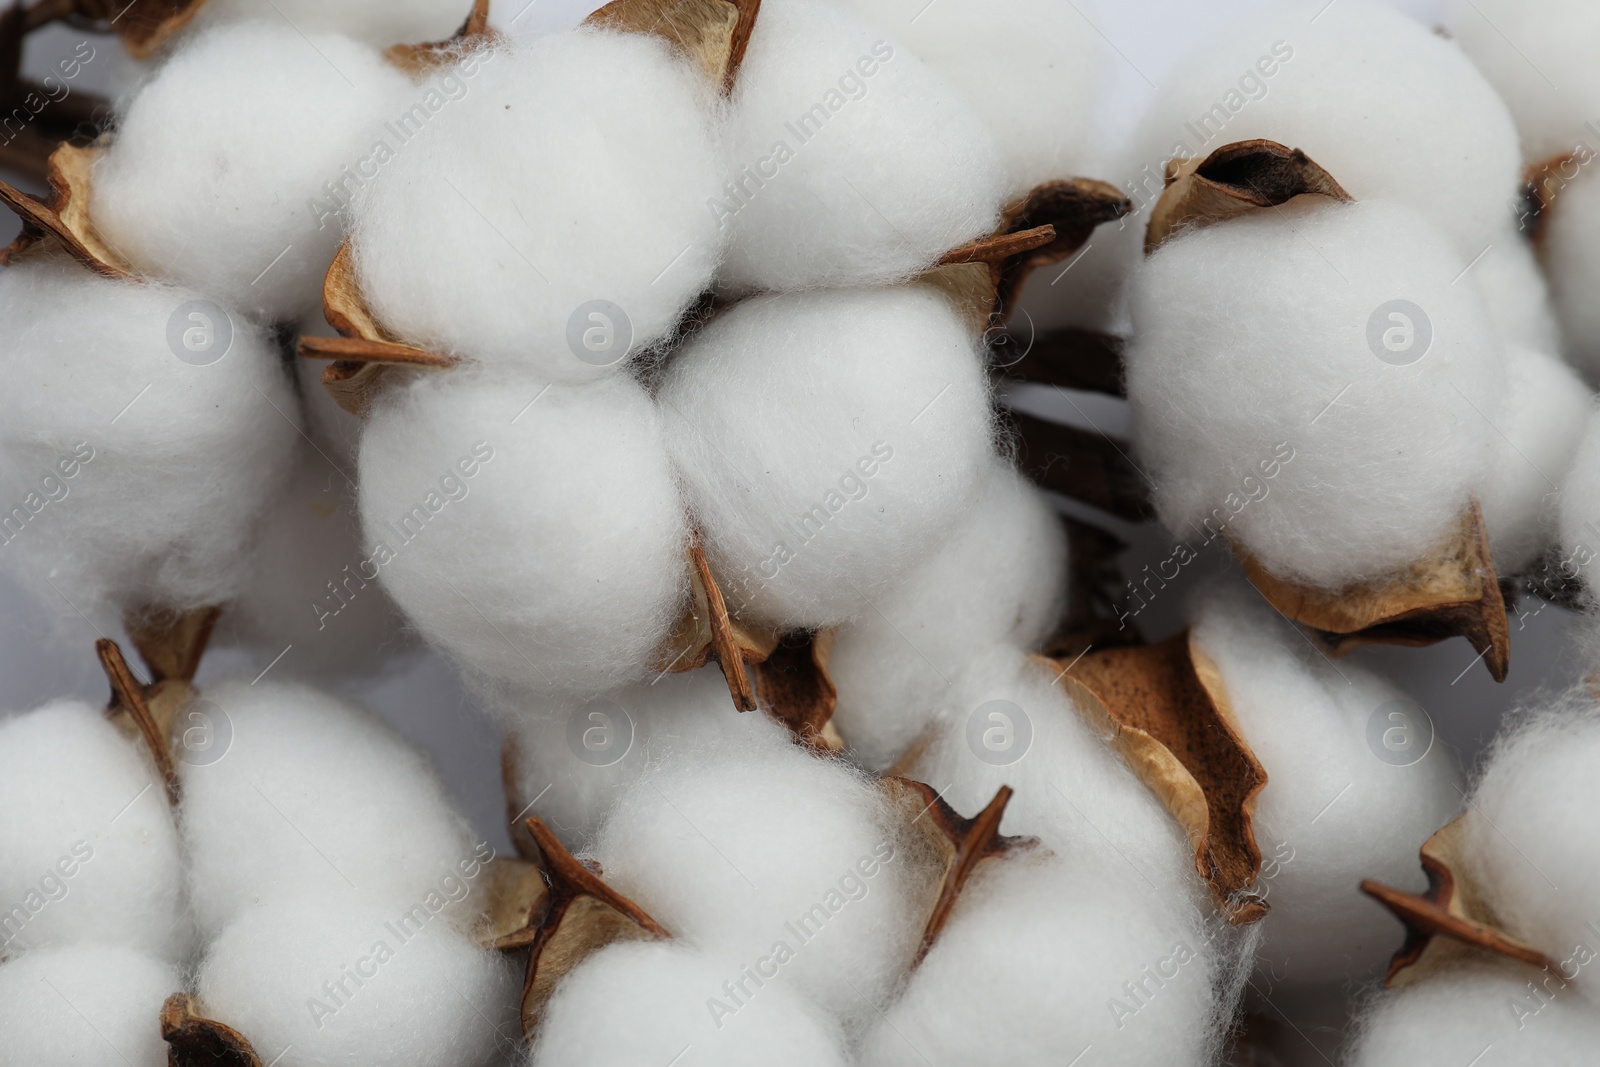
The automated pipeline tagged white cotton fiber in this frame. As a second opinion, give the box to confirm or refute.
[859,851,1217,1067]
[1538,170,1600,378]
[0,945,177,1067]
[352,29,723,379]
[92,23,412,323]
[827,0,1107,194]
[1347,957,1600,1067]
[1127,198,1505,590]
[830,461,1068,772]
[716,0,1006,293]
[591,725,932,1030]
[1558,410,1600,578]
[1123,0,1520,259]
[530,940,849,1067]
[198,896,518,1067]
[0,701,184,958]
[658,286,993,629]
[179,679,476,937]
[0,256,298,624]
[359,367,688,697]
[1189,581,1463,985]
[193,0,470,50]
[1471,229,1564,357]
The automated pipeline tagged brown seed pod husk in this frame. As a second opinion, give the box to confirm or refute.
[1009,408,1154,522]
[652,531,781,712]
[1361,813,1557,988]
[750,628,841,752]
[97,637,197,807]
[122,604,221,684]
[386,0,496,75]
[0,141,133,278]
[1145,139,1353,255]
[585,0,760,95]
[1048,637,1269,924]
[19,0,209,60]
[470,855,551,949]
[1234,502,1510,683]
[999,326,1126,398]
[518,815,669,1033]
[161,992,262,1067]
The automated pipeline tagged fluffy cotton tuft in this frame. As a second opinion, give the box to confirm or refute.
[198,896,518,1067]
[716,0,1006,293]
[192,0,470,49]
[530,940,849,1067]
[179,679,477,938]
[359,367,688,697]
[658,286,993,629]
[0,701,184,958]
[0,945,177,1067]
[0,256,298,623]
[352,30,723,379]
[830,461,1068,771]
[1189,581,1462,985]
[1538,169,1600,378]
[1558,410,1600,578]
[1127,199,1505,589]
[92,23,412,322]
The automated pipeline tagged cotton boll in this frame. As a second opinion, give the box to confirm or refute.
[826,0,1106,195]
[1347,958,1600,1067]
[179,679,477,937]
[591,729,932,1029]
[1471,229,1564,357]
[359,367,688,697]
[1189,581,1463,985]
[352,30,723,380]
[530,940,850,1067]
[92,23,412,322]
[193,0,469,49]
[1127,198,1504,590]
[830,461,1068,772]
[717,0,1006,293]
[1124,0,1520,259]
[1539,172,1600,378]
[859,852,1218,1067]
[658,286,993,629]
[1558,411,1600,582]
[0,701,184,958]
[0,256,298,625]
[198,896,518,1067]
[0,945,177,1067]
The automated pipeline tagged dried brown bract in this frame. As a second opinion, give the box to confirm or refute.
[586,0,761,94]
[161,992,263,1067]
[386,0,497,75]
[0,141,132,278]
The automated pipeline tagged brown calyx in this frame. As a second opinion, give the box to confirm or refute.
[161,992,262,1067]
[97,637,198,806]
[751,628,841,752]
[0,141,133,278]
[586,0,761,95]
[386,0,498,75]
[15,0,206,61]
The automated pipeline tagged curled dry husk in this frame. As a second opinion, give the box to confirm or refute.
[1146,141,1510,681]
[0,140,128,277]
[1360,813,1558,987]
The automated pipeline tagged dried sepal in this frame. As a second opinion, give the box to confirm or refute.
[161,992,262,1067]
[878,777,1038,962]
[519,815,669,1034]
[1360,814,1557,987]
[386,0,497,75]
[751,629,841,751]
[999,326,1125,398]
[471,855,550,949]
[1235,502,1510,682]
[652,531,780,712]
[936,223,1057,267]
[0,142,134,278]
[1523,150,1580,247]
[1010,408,1154,522]
[1049,637,1269,924]
[586,0,760,95]
[1145,139,1353,255]
[123,604,221,684]
[97,638,194,806]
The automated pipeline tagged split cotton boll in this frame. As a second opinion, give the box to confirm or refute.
[359,368,688,697]
[1537,171,1600,378]
[716,0,1006,293]
[1189,582,1463,985]
[0,256,298,625]
[826,0,1107,195]
[658,286,993,629]
[91,23,413,323]
[1346,958,1600,1067]
[198,896,518,1067]
[1127,199,1504,590]
[530,940,849,1067]
[830,461,1069,772]
[859,853,1218,1067]
[193,0,469,49]
[179,679,478,938]
[0,701,184,958]
[0,945,177,1067]
[352,29,724,380]
[1122,0,1520,259]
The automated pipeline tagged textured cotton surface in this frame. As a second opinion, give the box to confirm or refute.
[179,680,476,938]
[1190,582,1462,985]
[0,945,176,1067]
[1540,170,1600,378]
[352,30,723,378]
[360,368,688,697]
[193,0,469,48]
[658,286,993,629]
[529,940,850,1067]
[93,23,412,322]
[198,896,518,1067]
[1558,410,1600,580]
[717,0,1006,293]
[0,701,184,958]
[1472,228,1564,358]
[0,256,298,625]
[830,461,1069,772]
[1127,199,1504,589]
